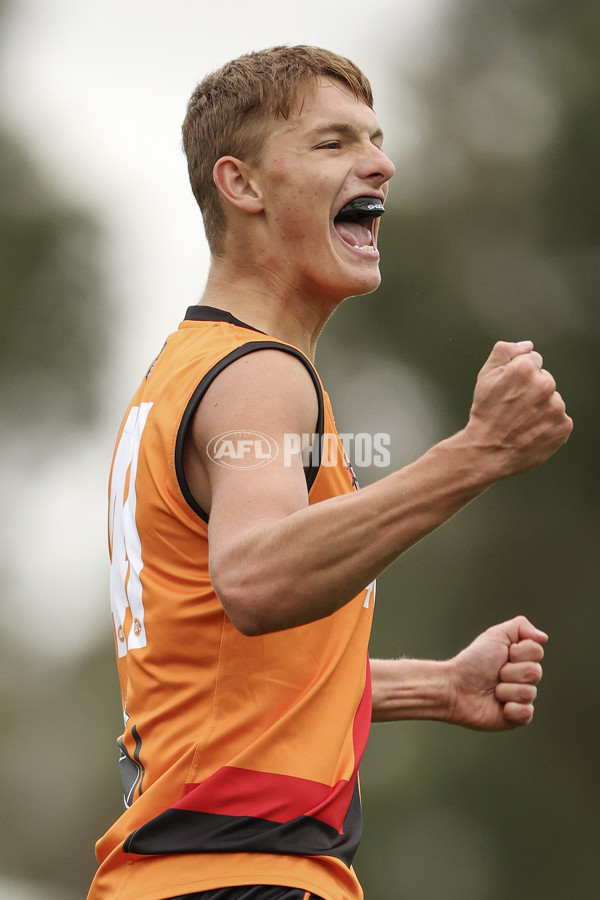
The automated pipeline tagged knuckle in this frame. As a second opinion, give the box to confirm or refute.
[520,684,538,703]
[525,661,543,683]
[512,355,533,375]
[509,641,529,662]
[520,706,535,724]
[531,350,544,369]
[555,395,571,423]
[539,369,557,393]
[506,702,533,725]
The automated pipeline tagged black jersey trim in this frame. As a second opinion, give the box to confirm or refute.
[175,342,325,523]
[124,779,361,867]
[184,306,266,333]
[118,725,145,809]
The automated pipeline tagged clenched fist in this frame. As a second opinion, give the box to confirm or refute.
[466,340,573,479]
[447,615,548,731]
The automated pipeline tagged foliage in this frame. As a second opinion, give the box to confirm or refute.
[0,126,108,429]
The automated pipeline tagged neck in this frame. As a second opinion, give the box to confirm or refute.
[199,256,336,361]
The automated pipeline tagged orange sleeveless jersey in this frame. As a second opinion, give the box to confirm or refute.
[88,307,376,900]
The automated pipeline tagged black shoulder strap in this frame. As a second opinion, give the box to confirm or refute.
[175,341,325,522]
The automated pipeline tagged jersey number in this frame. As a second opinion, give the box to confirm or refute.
[109,402,153,657]
[363,579,376,609]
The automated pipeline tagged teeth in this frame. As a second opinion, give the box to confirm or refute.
[359,245,376,252]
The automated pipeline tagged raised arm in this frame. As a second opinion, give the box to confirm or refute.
[184,341,572,636]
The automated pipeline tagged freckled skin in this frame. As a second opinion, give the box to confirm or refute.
[248,79,395,310]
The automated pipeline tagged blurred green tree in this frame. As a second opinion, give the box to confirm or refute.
[0,0,107,433]
[0,124,108,430]
[0,2,114,897]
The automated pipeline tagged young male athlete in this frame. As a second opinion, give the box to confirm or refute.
[89,46,572,900]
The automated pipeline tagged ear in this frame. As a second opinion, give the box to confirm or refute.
[213,156,264,214]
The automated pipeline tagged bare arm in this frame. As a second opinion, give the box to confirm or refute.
[185,340,572,635]
[371,616,548,730]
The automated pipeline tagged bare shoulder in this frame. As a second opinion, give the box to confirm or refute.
[183,347,321,515]
[195,349,318,436]
[195,347,320,441]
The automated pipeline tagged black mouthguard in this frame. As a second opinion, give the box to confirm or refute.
[335,196,385,222]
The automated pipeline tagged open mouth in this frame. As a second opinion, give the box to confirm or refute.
[333,196,385,253]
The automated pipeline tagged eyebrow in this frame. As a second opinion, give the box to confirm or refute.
[307,123,385,144]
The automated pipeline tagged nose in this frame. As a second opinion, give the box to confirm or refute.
[359,143,395,187]
[376,147,396,183]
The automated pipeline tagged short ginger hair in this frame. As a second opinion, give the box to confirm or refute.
[182,45,374,256]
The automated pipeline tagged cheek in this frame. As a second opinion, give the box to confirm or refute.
[264,162,332,244]
[273,194,324,245]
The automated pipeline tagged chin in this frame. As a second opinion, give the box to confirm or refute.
[345,269,382,299]
[311,256,382,304]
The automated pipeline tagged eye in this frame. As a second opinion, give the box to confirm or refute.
[317,140,342,150]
